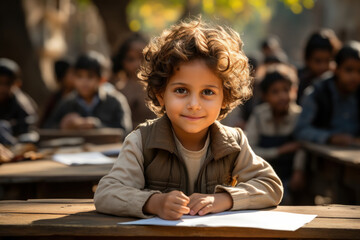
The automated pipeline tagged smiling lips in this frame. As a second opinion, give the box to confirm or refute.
[181,115,204,121]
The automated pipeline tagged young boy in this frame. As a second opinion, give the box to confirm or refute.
[0,58,34,145]
[44,52,131,133]
[295,41,360,146]
[245,64,304,203]
[39,59,74,127]
[94,19,283,220]
[110,33,156,128]
[297,29,341,104]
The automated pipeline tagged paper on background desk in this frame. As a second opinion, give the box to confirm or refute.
[53,152,115,165]
[119,210,316,231]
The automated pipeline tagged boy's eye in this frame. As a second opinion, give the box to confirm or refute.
[174,88,188,94]
[202,89,215,96]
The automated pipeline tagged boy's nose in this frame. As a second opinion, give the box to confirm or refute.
[187,95,201,110]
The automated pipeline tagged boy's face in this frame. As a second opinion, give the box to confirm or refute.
[156,60,224,139]
[123,41,145,79]
[74,69,100,100]
[0,76,13,102]
[62,68,75,91]
[335,58,360,94]
[264,80,293,116]
[306,49,333,77]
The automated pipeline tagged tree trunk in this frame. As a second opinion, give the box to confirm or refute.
[92,0,131,54]
[0,0,48,105]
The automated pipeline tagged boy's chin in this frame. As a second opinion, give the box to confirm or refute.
[79,92,95,98]
[274,107,289,116]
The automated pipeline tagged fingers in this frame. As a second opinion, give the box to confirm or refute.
[160,191,190,220]
[188,193,214,216]
[198,204,214,216]
[168,191,189,206]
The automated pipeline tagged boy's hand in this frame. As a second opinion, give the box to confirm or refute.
[278,142,300,155]
[143,190,190,220]
[188,192,232,216]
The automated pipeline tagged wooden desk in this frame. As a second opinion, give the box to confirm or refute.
[302,142,360,204]
[0,199,359,239]
[302,142,360,167]
[38,128,124,144]
[0,159,112,184]
[0,144,119,200]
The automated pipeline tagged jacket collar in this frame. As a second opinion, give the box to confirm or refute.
[145,115,241,160]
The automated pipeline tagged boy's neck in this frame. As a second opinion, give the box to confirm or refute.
[173,127,209,151]
[272,109,288,121]
[80,94,96,104]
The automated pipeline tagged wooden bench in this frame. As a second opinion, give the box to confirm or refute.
[0,199,359,239]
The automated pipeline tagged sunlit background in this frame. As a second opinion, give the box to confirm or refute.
[0,0,359,105]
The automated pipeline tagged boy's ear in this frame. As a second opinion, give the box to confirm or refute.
[156,93,164,107]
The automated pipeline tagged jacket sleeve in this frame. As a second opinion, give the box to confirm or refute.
[215,129,283,210]
[94,129,160,218]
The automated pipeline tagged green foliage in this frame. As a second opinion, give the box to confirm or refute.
[126,0,315,34]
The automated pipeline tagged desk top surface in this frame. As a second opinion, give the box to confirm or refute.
[0,143,120,183]
[38,128,124,137]
[38,128,124,145]
[302,142,360,167]
[0,199,359,239]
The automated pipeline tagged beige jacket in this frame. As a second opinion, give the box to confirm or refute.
[94,120,283,218]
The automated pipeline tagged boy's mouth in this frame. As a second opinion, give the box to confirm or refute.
[181,115,204,121]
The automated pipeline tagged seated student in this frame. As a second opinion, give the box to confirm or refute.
[0,58,34,144]
[44,52,131,133]
[222,57,259,129]
[295,41,360,146]
[39,59,74,127]
[245,64,304,204]
[261,36,288,64]
[110,33,156,127]
[94,19,283,220]
[297,29,341,104]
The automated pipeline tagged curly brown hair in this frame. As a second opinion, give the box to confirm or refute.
[138,18,252,120]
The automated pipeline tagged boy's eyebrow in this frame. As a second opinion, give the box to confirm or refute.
[170,82,221,89]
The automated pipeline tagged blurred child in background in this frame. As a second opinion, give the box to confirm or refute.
[44,52,131,133]
[110,33,156,127]
[0,58,35,145]
[297,29,341,104]
[39,59,74,127]
[246,64,305,204]
[295,41,360,146]
[261,36,288,65]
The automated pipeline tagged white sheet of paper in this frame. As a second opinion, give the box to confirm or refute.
[53,152,114,165]
[119,210,316,231]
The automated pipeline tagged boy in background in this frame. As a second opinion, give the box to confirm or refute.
[0,58,35,145]
[246,64,304,204]
[44,52,131,133]
[297,29,341,104]
[39,59,74,127]
[295,41,360,146]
